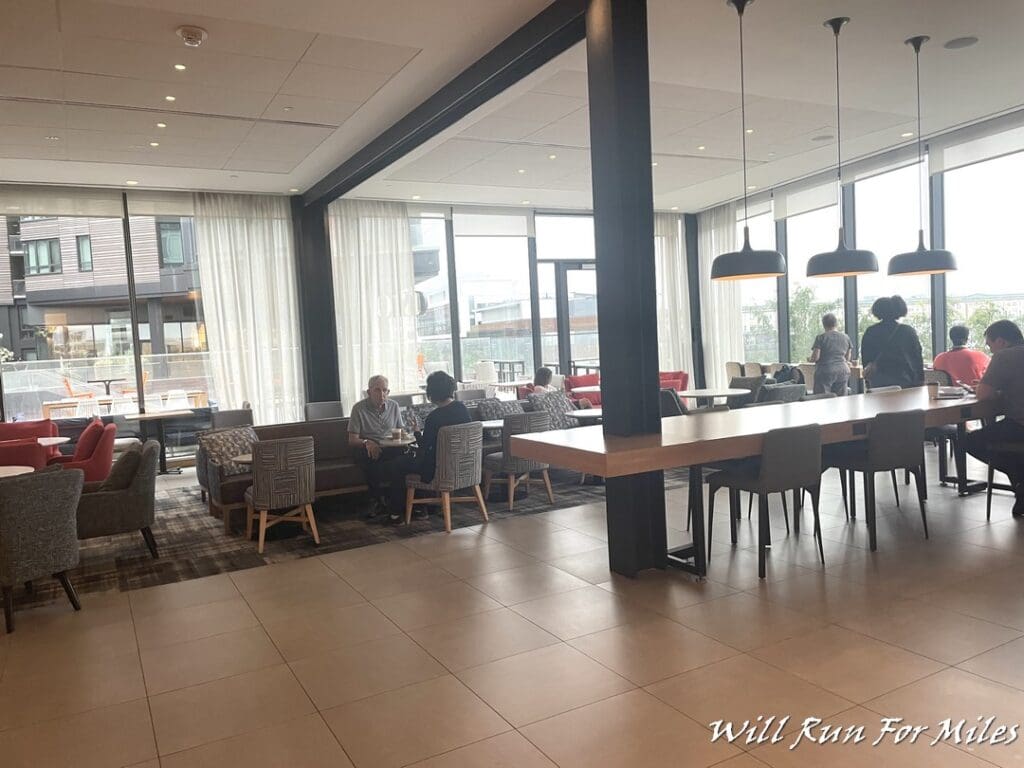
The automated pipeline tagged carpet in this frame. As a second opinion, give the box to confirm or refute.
[15,469,689,609]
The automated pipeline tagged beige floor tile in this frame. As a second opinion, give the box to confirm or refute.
[4,617,137,672]
[135,597,259,650]
[646,655,852,739]
[407,729,556,767]
[475,516,567,547]
[509,585,656,640]
[958,636,1024,691]
[712,756,772,768]
[244,574,365,625]
[570,616,738,685]
[161,712,353,768]
[339,557,458,600]
[0,698,156,768]
[142,625,283,695]
[12,589,131,638]
[752,625,944,703]
[372,581,501,631]
[229,557,339,597]
[457,643,634,727]
[865,668,1024,767]
[597,570,737,613]
[130,574,240,618]
[408,607,560,671]
[521,688,740,768]
[0,635,7,680]
[539,502,606,529]
[127,761,161,768]
[150,664,314,756]
[703,547,819,591]
[956,518,1024,553]
[262,601,401,661]
[289,633,447,710]
[665,592,828,652]
[507,527,607,561]
[751,706,993,767]
[319,541,424,579]
[0,651,146,730]
[430,542,539,579]
[917,568,1024,630]
[468,563,590,605]
[837,598,1021,664]
[748,572,900,623]
[398,526,497,558]
[548,547,613,584]
[323,674,509,768]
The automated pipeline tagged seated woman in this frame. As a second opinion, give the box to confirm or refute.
[532,367,557,393]
[387,371,469,523]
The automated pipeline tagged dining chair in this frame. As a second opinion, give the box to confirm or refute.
[705,424,825,578]
[482,412,553,511]
[725,361,744,382]
[405,422,487,532]
[244,437,318,554]
[985,438,1024,520]
[163,389,191,410]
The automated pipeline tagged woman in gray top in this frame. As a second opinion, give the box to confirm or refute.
[809,313,852,395]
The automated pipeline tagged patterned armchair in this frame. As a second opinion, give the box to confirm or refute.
[405,422,488,532]
[201,426,258,531]
[244,437,318,554]
[0,468,85,632]
[483,412,554,511]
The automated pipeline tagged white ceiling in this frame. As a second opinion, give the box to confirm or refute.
[0,0,550,194]
[351,0,1024,212]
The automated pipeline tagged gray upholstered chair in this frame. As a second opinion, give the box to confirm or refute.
[727,375,768,409]
[455,388,487,402]
[801,392,837,401]
[482,412,553,511]
[195,426,240,503]
[743,362,764,378]
[659,388,684,417]
[245,437,318,554]
[757,382,806,404]
[706,424,824,579]
[305,401,344,421]
[212,408,254,429]
[924,369,953,386]
[0,468,85,632]
[77,440,160,558]
[405,422,487,532]
[725,361,744,382]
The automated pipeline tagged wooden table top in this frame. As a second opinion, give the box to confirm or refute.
[511,388,997,478]
[679,388,750,398]
[123,409,195,421]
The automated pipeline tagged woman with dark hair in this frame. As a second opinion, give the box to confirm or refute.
[860,294,924,389]
[386,370,469,522]
[809,312,852,395]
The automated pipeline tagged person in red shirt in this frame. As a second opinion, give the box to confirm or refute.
[933,325,990,385]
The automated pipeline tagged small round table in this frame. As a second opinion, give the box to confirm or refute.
[378,436,416,448]
[679,387,750,407]
[567,408,603,425]
[0,466,34,477]
[37,436,71,447]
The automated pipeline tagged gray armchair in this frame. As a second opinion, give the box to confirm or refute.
[405,422,488,532]
[0,468,85,632]
[77,440,160,559]
[482,412,553,511]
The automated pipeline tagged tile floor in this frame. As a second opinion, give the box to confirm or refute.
[2,461,1024,767]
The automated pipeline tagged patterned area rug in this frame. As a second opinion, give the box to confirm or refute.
[15,468,689,609]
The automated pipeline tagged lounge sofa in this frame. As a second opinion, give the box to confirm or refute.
[0,419,61,468]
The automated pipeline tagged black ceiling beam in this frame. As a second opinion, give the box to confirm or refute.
[303,0,586,207]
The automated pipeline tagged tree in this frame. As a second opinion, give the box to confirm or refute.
[788,285,841,363]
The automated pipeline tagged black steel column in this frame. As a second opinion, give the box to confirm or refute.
[683,214,706,388]
[586,0,666,576]
[291,197,340,404]
[121,192,147,413]
[930,173,948,353]
[554,264,571,374]
[775,218,791,363]
[444,215,463,381]
[840,182,860,357]
[527,235,542,372]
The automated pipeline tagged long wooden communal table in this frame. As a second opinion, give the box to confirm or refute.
[511,388,997,577]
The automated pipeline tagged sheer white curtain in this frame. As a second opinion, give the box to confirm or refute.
[697,203,745,388]
[193,193,305,424]
[653,213,695,380]
[327,199,418,412]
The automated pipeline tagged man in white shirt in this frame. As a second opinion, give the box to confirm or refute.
[348,374,405,517]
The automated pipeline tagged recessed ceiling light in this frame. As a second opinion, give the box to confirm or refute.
[174,64,187,71]
[944,36,978,50]
[670,206,679,211]
[125,180,139,186]
[411,195,421,200]
[767,151,776,156]
[697,145,706,151]
[516,168,525,174]
[289,188,299,193]
[548,154,557,160]
[282,106,293,112]
[745,128,754,134]
[156,122,167,128]
[44,135,60,141]
[651,161,658,167]
[901,131,915,138]
[747,185,757,190]
[164,95,176,101]
[229,174,239,179]
[149,142,160,147]
[521,200,531,205]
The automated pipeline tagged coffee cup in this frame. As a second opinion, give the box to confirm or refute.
[391,428,402,440]
[927,382,939,400]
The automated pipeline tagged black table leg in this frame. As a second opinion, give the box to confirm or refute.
[667,465,707,577]
[953,422,987,496]
[152,418,181,475]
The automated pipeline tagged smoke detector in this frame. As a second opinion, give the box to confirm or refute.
[176,26,208,48]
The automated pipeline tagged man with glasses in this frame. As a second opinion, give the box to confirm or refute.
[348,374,405,518]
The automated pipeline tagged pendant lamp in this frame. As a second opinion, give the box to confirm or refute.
[806,17,878,278]
[711,0,786,281]
[888,36,956,275]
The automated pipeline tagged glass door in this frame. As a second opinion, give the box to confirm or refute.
[549,262,598,376]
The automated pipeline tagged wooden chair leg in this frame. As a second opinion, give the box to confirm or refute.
[3,585,14,633]
[140,527,159,559]
[482,469,492,500]
[245,503,254,541]
[441,492,452,533]
[257,510,268,554]
[305,504,321,544]
[55,571,81,611]
[507,474,516,512]
[541,469,554,503]
[707,485,717,565]
[223,504,233,535]
[405,486,416,525]
[473,484,489,521]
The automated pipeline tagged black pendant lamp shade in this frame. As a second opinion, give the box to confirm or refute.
[888,35,957,276]
[710,0,786,281]
[806,17,879,278]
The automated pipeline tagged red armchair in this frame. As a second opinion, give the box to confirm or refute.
[563,373,602,406]
[0,439,49,469]
[659,370,690,392]
[0,419,61,461]
[49,421,116,482]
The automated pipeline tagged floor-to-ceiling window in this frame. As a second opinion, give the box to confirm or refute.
[409,213,453,379]
[855,163,933,357]
[944,150,1024,342]
[786,204,845,362]
[736,211,779,362]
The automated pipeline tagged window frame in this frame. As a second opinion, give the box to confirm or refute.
[156,219,186,268]
[25,238,62,275]
[76,234,93,272]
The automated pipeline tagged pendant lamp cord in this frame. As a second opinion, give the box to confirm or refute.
[833,26,842,219]
[914,42,924,233]
[738,5,749,225]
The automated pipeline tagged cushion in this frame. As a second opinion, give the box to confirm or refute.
[402,403,436,433]
[477,398,525,421]
[563,373,602,406]
[526,391,577,430]
[99,444,142,491]
[199,426,257,477]
[74,419,105,461]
